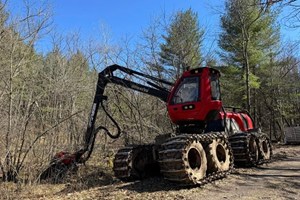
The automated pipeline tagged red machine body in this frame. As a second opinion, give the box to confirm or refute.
[219,111,254,132]
[167,67,255,133]
[167,67,222,126]
[53,151,76,165]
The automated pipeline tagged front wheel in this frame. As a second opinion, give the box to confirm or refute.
[159,136,207,184]
[205,138,231,173]
[184,141,208,181]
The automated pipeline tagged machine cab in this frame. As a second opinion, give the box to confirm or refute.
[167,67,222,129]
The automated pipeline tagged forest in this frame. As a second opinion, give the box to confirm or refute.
[0,0,299,185]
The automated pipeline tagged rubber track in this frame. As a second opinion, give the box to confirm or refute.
[113,146,138,181]
[229,132,272,167]
[158,132,234,185]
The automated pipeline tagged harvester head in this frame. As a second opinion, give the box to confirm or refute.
[40,150,85,181]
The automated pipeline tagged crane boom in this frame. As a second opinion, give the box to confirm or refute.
[40,64,173,180]
[80,64,172,162]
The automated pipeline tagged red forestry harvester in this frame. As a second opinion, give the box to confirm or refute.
[41,64,272,185]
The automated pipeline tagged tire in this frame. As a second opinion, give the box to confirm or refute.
[259,136,271,161]
[205,138,231,173]
[183,141,207,181]
[249,135,259,165]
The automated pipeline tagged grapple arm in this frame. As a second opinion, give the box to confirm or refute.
[43,64,172,175]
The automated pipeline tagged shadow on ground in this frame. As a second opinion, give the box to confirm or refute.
[116,177,196,193]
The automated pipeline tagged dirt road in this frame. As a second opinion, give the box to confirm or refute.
[193,145,300,200]
[1,145,299,200]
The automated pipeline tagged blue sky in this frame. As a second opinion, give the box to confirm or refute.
[47,0,225,53]
[7,0,300,54]
[50,0,223,42]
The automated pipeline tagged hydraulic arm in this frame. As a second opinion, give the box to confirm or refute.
[40,64,173,179]
[79,64,173,163]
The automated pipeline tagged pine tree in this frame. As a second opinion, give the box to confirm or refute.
[160,8,204,80]
[219,0,280,112]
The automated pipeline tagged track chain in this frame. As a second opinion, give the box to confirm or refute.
[113,145,159,181]
[229,132,272,167]
[159,132,234,185]
[113,146,136,181]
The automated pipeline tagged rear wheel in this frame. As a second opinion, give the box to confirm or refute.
[229,133,260,167]
[249,135,259,165]
[259,136,272,161]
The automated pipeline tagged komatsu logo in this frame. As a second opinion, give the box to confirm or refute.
[131,84,149,93]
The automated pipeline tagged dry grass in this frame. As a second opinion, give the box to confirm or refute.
[0,163,114,200]
[1,145,299,200]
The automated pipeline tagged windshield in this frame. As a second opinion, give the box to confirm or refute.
[172,77,199,104]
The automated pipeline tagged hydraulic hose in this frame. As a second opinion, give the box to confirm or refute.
[77,100,122,163]
[98,100,121,139]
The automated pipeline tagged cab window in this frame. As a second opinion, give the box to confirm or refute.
[172,77,199,104]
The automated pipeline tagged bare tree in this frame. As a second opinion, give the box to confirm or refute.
[261,0,300,27]
[0,0,52,182]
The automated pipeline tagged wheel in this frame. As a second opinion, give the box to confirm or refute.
[183,140,207,181]
[205,138,231,173]
[259,136,271,161]
[249,135,259,165]
[160,134,232,185]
